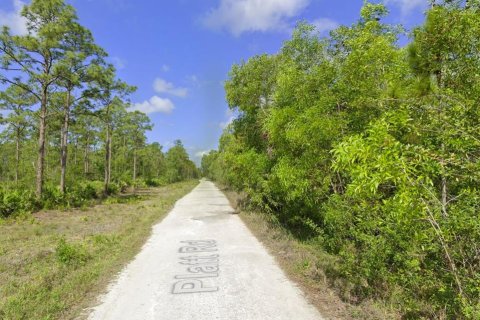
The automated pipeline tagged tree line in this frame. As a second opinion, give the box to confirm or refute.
[0,0,198,216]
[202,2,480,318]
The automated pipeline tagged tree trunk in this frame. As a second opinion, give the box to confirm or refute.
[133,147,137,184]
[15,127,20,184]
[60,89,71,193]
[441,175,448,217]
[73,135,78,167]
[108,133,112,184]
[84,135,90,176]
[104,125,111,194]
[36,87,47,198]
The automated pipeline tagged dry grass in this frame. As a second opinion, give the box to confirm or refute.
[221,187,400,320]
[0,180,198,320]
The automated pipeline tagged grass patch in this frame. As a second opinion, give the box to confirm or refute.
[221,186,400,320]
[0,180,198,320]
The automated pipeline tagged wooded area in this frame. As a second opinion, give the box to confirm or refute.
[202,2,480,318]
[0,0,198,217]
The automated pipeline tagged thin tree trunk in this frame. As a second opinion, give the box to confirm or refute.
[441,149,448,218]
[108,133,112,184]
[84,135,90,176]
[73,135,78,167]
[123,135,127,173]
[36,87,47,198]
[436,64,448,218]
[133,147,137,184]
[441,175,448,217]
[15,127,20,184]
[60,89,71,193]
[104,124,111,194]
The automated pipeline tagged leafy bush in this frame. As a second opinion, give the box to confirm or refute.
[105,182,120,195]
[41,181,108,210]
[76,181,100,199]
[133,179,147,188]
[0,189,37,218]
[41,185,66,209]
[145,177,167,187]
[116,178,131,191]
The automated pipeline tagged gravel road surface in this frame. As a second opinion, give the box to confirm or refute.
[88,180,324,320]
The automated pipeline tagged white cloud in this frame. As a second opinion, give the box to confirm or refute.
[129,96,175,114]
[187,75,198,83]
[386,0,427,15]
[202,0,309,36]
[161,64,170,72]
[220,115,235,129]
[163,141,174,149]
[0,0,28,35]
[220,108,236,129]
[195,150,211,158]
[111,56,126,70]
[312,18,339,35]
[153,78,188,97]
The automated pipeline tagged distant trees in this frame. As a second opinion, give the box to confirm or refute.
[0,0,198,212]
[204,2,480,318]
[120,110,152,184]
[165,140,199,183]
[0,86,34,183]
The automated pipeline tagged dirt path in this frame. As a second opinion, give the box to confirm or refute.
[88,180,324,320]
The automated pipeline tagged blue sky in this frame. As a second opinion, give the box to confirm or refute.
[0,0,429,164]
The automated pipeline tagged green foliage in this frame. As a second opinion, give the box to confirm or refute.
[0,180,197,320]
[205,2,480,318]
[145,177,168,187]
[1,0,198,208]
[105,182,120,196]
[164,140,199,183]
[0,189,37,218]
[41,185,68,209]
[56,238,90,267]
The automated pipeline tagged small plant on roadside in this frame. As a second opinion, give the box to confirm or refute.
[56,238,90,267]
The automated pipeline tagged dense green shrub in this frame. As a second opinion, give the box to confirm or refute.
[105,182,120,195]
[204,3,480,318]
[41,181,111,209]
[0,189,37,218]
[41,185,66,210]
[133,179,147,188]
[145,177,167,187]
[0,176,177,219]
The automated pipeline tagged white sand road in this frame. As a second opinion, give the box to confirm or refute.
[87,180,324,320]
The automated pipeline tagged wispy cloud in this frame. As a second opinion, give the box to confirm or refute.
[153,78,188,98]
[220,109,235,129]
[111,56,126,70]
[129,96,175,114]
[312,18,338,35]
[161,64,170,72]
[202,0,309,36]
[386,0,428,16]
[195,150,211,158]
[0,0,27,35]
[187,75,198,83]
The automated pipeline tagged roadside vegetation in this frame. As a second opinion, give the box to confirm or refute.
[203,2,480,319]
[0,180,198,320]
[0,3,201,318]
[0,0,199,218]
[224,189,397,320]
